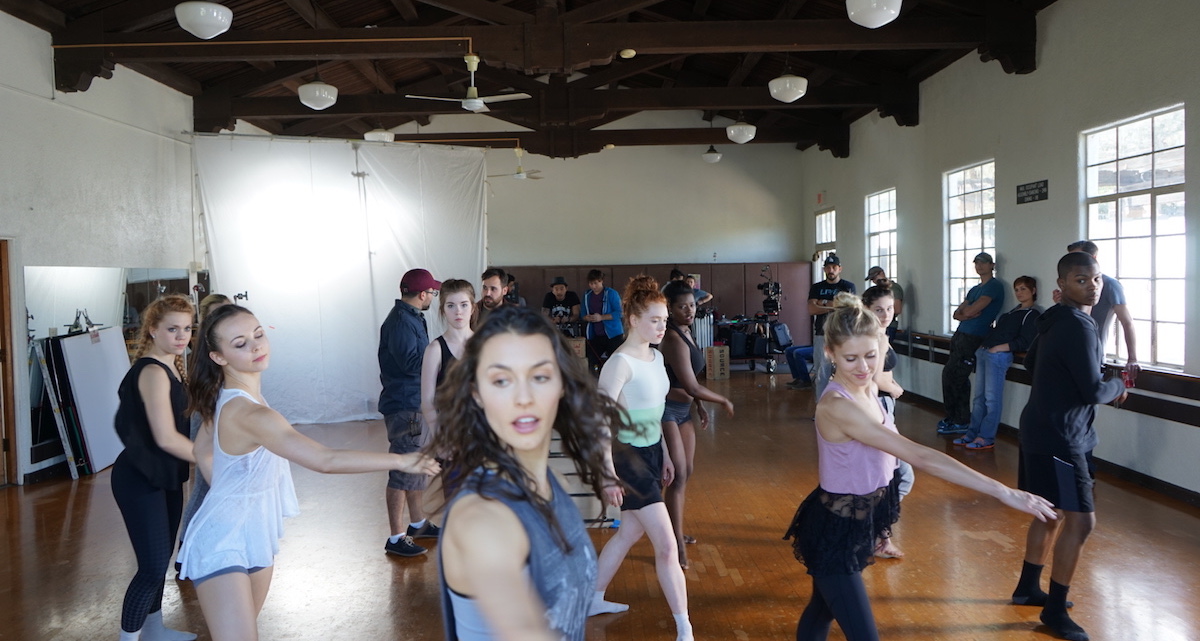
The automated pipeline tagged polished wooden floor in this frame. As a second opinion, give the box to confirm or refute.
[3,368,1199,640]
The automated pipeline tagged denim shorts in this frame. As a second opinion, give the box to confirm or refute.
[661,399,693,426]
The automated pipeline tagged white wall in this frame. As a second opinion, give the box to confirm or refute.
[0,11,195,480]
[799,0,1200,492]
[416,110,808,266]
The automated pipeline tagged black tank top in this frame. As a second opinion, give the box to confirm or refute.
[113,358,190,489]
[435,336,456,386]
[664,322,705,389]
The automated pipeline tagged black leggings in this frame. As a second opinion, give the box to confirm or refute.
[796,573,879,641]
[111,454,183,633]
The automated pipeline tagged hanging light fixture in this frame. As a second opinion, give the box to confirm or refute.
[298,62,338,110]
[726,113,756,144]
[769,53,808,103]
[701,145,723,163]
[174,2,233,40]
[846,0,903,29]
[363,128,394,142]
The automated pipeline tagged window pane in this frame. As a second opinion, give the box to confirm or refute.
[1156,191,1186,235]
[982,162,995,188]
[1087,128,1117,165]
[966,165,982,190]
[1118,238,1153,278]
[1154,109,1185,150]
[1153,147,1185,187]
[1156,322,1186,367]
[950,221,965,248]
[964,218,982,250]
[1118,119,1153,157]
[983,188,996,214]
[1087,162,1117,197]
[1089,201,1117,239]
[1121,278,1152,318]
[948,195,964,220]
[1154,279,1186,323]
[950,252,966,279]
[1155,235,1185,279]
[983,218,996,249]
[948,171,963,197]
[1118,194,1152,237]
[1094,239,1117,265]
[1117,154,1152,192]
[964,191,982,217]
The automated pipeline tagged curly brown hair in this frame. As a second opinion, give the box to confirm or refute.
[427,305,624,550]
[622,274,666,330]
[136,295,194,383]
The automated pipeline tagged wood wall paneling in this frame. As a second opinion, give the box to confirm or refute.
[709,263,746,319]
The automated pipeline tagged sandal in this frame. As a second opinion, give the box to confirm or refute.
[965,439,995,450]
[952,436,974,446]
[874,537,904,559]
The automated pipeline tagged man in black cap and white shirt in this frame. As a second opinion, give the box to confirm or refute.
[807,255,857,398]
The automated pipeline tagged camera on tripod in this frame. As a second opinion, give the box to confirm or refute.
[757,265,782,315]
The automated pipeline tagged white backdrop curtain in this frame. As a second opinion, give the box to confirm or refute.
[193,136,486,423]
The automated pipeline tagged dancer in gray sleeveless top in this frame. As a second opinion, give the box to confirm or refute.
[428,306,624,641]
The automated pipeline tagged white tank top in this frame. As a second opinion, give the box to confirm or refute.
[609,351,669,447]
[179,388,299,580]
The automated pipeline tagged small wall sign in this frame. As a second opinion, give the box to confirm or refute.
[1017,180,1049,204]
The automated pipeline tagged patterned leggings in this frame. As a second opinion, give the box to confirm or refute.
[111,455,183,633]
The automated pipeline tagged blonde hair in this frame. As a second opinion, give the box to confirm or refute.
[823,292,879,349]
[198,293,231,322]
[136,295,195,382]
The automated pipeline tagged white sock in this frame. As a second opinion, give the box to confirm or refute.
[409,519,427,530]
[141,610,197,641]
[588,590,629,615]
[388,534,403,543]
[119,629,141,641]
[673,613,693,641]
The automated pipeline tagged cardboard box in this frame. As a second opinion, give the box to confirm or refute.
[705,345,730,380]
[566,337,587,360]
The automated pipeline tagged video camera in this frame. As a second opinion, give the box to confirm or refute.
[757,266,782,315]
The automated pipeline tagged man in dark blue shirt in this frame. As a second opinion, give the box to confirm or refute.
[806,254,856,398]
[938,252,1005,434]
[378,268,441,557]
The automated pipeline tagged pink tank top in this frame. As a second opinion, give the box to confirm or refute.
[815,380,898,495]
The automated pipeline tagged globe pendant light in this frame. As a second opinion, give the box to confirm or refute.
[701,145,722,163]
[846,0,903,29]
[174,2,233,40]
[726,115,756,144]
[768,74,809,103]
[299,79,338,110]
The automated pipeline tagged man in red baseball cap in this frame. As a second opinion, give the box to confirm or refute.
[378,268,441,557]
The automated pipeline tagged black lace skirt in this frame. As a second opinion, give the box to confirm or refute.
[782,469,902,576]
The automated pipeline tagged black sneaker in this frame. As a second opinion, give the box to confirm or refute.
[407,522,441,539]
[384,535,427,557]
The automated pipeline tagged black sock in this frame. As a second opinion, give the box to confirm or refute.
[1011,561,1046,604]
[1039,581,1088,641]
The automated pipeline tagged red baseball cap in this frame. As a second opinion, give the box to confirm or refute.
[400,268,441,294]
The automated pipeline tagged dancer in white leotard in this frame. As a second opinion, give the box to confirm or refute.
[180,305,439,641]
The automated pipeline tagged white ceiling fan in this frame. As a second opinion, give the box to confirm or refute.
[488,146,543,180]
[406,54,531,113]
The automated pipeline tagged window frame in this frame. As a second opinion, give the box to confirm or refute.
[866,188,898,284]
[943,160,997,333]
[814,208,837,281]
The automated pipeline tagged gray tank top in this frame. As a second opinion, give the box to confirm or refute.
[439,467,597,641]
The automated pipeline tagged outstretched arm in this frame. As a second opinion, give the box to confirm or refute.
[820,397,1056,521]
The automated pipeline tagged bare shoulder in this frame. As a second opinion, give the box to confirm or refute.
[446,493,529,557]
[222,396,287,431]
[814,393,860,443]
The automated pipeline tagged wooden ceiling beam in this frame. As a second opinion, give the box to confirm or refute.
[412,0,533,24]
[569,55,687,90]
[561,0,667,25]
[52,19,987,70]
[281,0,397,94]
[220,85,884,120]
[0,0,64,32]
[725,0,811,87]
[122,62,203,95]
[389,0,421,22]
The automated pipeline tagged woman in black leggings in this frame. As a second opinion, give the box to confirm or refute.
[111,295,198,641]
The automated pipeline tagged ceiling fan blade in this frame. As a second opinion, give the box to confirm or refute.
[405,94,462,103]
[480,93,532,104]
[486,173,516,178]
[469,102,491,113]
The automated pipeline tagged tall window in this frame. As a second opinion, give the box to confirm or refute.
[945,161,996,331]
[866,188,898,280]
[1084,107,1185,367]
[814,209,837,281]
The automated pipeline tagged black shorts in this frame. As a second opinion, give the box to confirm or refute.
[1018,449,1096,513]
[613,439,663,511]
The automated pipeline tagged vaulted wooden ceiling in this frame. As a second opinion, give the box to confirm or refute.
[5,0,1058,158]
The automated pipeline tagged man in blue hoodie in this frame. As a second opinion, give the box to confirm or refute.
[1009,252,1127,641]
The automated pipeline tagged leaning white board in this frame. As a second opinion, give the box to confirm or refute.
[59,327,130,472]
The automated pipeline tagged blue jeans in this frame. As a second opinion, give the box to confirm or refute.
[966,348,1012,443]
[785,345,814,383]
